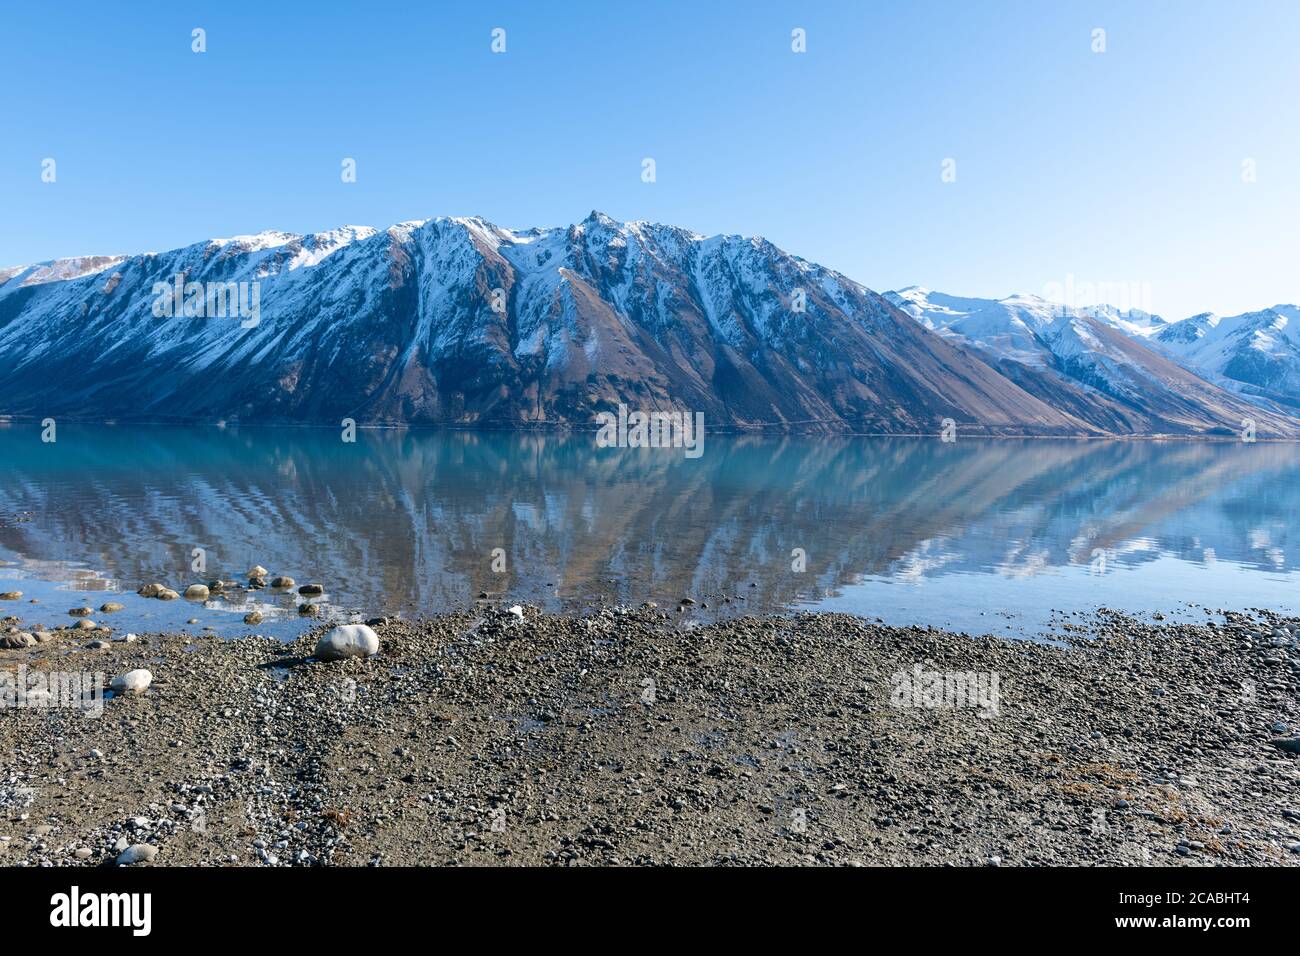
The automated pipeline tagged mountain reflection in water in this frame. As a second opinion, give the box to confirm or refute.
[1,425,1297,639]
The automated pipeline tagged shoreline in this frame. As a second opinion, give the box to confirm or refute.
[3,607,1299,867]
[0,417,1294,442]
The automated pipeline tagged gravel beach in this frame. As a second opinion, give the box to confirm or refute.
[3,606,1299,867]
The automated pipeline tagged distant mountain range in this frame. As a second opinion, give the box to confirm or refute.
[1,212,1296,437]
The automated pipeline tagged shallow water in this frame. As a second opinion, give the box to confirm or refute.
[1,425,1297,641]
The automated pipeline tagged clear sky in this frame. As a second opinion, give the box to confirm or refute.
[2,0,1297,319]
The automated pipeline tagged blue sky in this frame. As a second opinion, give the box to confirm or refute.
[2,0,1297,318]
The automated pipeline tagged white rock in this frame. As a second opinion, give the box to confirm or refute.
[508,605,524,620]
[116,844,158,865]
[111,669,153,695]
[314,624,380,660]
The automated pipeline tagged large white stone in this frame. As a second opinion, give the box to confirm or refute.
[111,669,153,695]
[314,624,380,661]
[117,844,159,865]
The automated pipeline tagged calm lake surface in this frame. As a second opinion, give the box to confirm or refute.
[1,425,1298,641]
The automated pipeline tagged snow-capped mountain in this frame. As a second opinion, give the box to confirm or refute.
[1152,306,1300,410]
[884,287,1295,435]
[1,214,1295,437]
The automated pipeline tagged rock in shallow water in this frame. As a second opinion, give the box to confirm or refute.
[184,584,210,600]
[244,611,263,625]
[271,576,295,589]
[100,602,124,613]
[0,591,23,600]
[111,669,152,695]
[298,583,325,596]
[314,624,380,661]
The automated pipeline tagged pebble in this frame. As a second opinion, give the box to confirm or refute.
[315,624,380,660]
[116,844,159,866]
[110,669,153,695]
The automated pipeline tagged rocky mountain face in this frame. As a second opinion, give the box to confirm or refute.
[1151,306,1300,411]
[885,288,1299,436]
[888,288,1300,426]
[1,213,1295,437]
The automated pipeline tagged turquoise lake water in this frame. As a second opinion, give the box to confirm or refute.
[1,424,1298,641]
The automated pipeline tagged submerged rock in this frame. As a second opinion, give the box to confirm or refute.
[111,669,152,695]
[315,624,380,660]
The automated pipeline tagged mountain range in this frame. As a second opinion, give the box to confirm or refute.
[1,212,1296,438]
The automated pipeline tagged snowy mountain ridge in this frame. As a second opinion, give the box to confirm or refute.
[1,213,1296,436]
